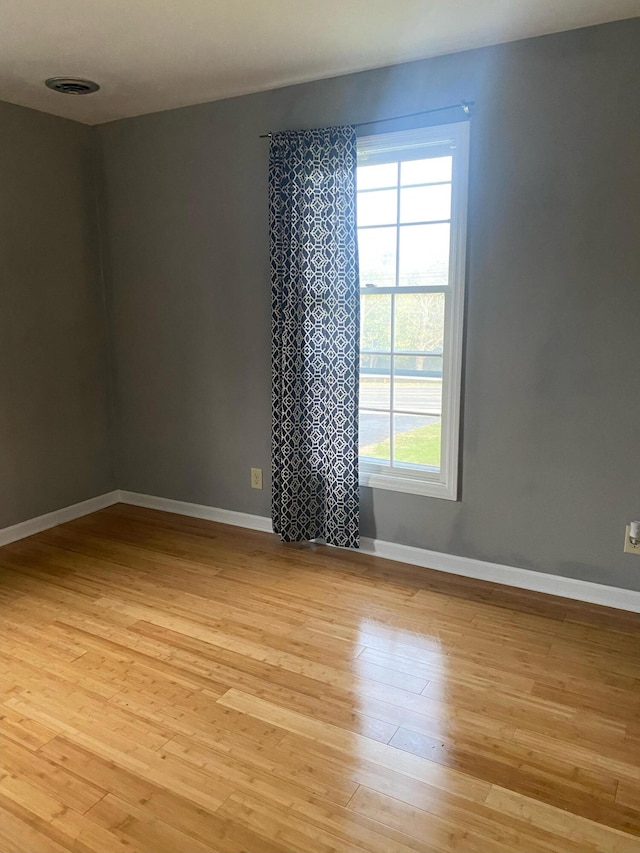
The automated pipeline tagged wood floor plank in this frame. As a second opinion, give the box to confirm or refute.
[348,784,531,853]
[0,801,73,853]
[85,793,216,853]
[1,503,639,852]
[387,726,620,803]
[617,781,640,812]
[217,788,441,853]
[485,785,640,853]
[217,687,493,802]
[0,738,106,813]
[0,706,57,751]
[343,776,598,853]
[162,731,360,807]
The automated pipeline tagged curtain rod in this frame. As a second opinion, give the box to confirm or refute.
[259,100,473,139]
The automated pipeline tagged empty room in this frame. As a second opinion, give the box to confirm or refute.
[1,1,640,851]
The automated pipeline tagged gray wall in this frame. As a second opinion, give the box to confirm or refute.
[98,19,640,590]
[0,101,115,527]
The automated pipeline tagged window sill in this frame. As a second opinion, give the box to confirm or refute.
[359,469,458,500]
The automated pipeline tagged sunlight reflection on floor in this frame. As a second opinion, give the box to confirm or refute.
[354,618,447,805]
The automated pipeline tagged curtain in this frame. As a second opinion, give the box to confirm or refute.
[270,126,360,547]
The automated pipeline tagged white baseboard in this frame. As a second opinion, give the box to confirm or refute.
[117,491,640,613]
[358,537,640,614]
[2,489,639,613]
[0,491,120,547]
[118,490,274,533]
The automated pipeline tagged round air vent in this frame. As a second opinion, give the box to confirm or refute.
[45,77,100,95]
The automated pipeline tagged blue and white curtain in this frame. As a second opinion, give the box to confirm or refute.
[270,126,360,547]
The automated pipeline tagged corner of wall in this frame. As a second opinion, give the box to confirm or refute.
[90,125,121,491]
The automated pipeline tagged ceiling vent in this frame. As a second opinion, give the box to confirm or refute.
[45,77,100,95]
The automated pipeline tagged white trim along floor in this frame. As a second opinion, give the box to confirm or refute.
[1,489,638,614]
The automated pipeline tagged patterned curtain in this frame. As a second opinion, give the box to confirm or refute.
[270,126,360,548]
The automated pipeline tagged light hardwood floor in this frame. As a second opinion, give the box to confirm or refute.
[1,503,639,852]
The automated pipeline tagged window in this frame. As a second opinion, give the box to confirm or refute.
[356,122,469,500]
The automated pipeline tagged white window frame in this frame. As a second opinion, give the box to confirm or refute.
[357,121,470,500]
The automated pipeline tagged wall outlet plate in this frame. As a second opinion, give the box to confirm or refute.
[624,525,640,555]
[251,468,263,490]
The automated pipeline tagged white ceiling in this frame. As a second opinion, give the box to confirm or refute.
[1,0,638,125]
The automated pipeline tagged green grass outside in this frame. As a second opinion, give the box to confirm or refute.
[361,421,441,468]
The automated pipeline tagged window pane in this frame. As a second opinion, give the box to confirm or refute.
[361,353,391,369]
[400,184,451,223]
[356,123,469,495]
[359,410,391,463]
[395,293,445,352]
[393,414,441,470]
[395,353,443,376]
[398,223,450,287]
[357,189,397,227]
[361,293,391,351]
[358,226,396,288]
[401,156,452,185]
[360,356,390,411]
[358,162,397,190]
[394,368,442,416]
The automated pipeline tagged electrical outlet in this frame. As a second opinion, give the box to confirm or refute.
[251,468,263,490]
[623,525,640,555]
